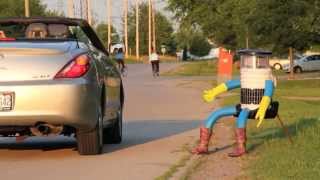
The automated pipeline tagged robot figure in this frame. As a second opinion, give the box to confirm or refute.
[192,49,278,157]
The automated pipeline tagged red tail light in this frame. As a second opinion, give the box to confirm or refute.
[55,54,91,79]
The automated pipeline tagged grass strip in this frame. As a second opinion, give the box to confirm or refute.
[221,79,320,179]
[155,154,192,180]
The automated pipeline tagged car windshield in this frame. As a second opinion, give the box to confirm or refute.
[0,23,89,43]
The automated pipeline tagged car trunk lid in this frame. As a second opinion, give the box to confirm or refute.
[0,42,77,82]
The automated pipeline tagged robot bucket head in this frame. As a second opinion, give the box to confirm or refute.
[237,49,272,70]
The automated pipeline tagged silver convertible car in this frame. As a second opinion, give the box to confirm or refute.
[0,17,124,155]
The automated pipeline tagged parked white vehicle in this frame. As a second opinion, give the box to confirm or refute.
[269,54,303,70]
[269,58,289,70]
[283,54,320,73]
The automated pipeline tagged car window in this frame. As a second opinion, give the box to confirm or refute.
[0,23,86,43]
[0,24,26,38]
[306,56,314,61]
[69,26,92,44]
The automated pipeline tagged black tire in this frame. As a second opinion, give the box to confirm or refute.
[76,109,103,155]
[103,107,123,144]
[273,63,282,70]
[294,66,302,73]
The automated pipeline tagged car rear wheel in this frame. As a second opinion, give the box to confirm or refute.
[294,66,303,73]
[103,106,123,144]
[76,108,103,155]
[273,63,282,70]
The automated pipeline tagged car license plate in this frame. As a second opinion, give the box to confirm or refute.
[0,92,14,111]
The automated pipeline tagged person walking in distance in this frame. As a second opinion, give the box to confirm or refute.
[115,48,126,74]
[149,48,160,77]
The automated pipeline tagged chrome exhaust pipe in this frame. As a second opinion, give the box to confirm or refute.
[30,123,63,136]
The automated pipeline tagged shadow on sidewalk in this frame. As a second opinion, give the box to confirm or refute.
[0,120,201,154]
[104,119,201,153]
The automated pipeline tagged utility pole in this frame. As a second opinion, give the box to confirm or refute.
[135,0,140,60]
[107,0,112,51]
[124,0,129,58]
[67,0,74,18]
[87,0,92,25]
[80,0,83,19]
[148,0,152,56]
[152,1,156,52]
[246,37,249,49]
[25,0,30,17]
[246,27,250,49]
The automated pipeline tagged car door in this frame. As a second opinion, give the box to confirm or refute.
[303,56,314,71]
[91,48,121,124]
[101,54,122,124]
[314,55,320,71]
[308,55,319,71]
[80,22,122,124]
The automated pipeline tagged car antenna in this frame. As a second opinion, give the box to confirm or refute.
[71,32,80,49]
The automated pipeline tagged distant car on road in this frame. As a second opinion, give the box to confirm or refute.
[0,17,124,155]
[283,54,320,73]
[269,54,303,70]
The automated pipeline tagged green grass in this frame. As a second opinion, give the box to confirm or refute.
[162,60,288,77]
[125,57,143,64]
[275,79,320,97]
[155,154,191,180]
[163,60,220,76]
[221,79,320,179]
[155,143,192,180]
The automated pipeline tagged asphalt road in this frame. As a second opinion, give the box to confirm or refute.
[0,63,213,180]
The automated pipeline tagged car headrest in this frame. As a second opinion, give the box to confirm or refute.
[48,24,70,38]
[25,23,48,38]
[0,31,6,38]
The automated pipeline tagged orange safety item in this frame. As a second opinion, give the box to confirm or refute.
[218,47,233,78]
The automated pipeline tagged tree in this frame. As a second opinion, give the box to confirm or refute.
[128,2,175,55]
[95,23,120,47]
[248,0,320,54]
[0,0,58,17]
[175,25,212,57]
[167,0,256,50]
[167,0,320,55]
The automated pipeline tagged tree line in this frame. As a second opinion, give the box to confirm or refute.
[167,0,320,55]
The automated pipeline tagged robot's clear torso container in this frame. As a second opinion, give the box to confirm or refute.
[240,54,273,110]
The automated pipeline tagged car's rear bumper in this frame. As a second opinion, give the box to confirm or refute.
[0,79,99,130]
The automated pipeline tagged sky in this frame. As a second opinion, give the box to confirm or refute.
[41,0,171,34]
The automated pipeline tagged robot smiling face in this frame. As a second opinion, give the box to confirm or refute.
[238,49,274,110]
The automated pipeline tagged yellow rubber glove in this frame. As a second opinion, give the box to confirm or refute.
[202,84,228,103]
[255,96,271,128]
